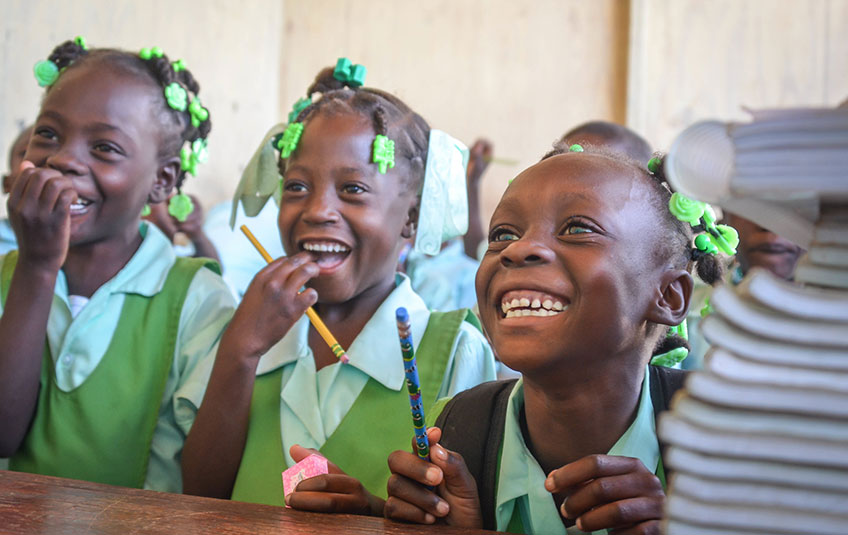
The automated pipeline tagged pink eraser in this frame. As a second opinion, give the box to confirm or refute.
[282,454,329,507]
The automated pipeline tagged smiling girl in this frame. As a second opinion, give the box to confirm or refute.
[384,144,728,534]
[182,62,496,513]
[0,38,235,492]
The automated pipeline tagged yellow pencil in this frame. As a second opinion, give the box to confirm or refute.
[240,225,350,364]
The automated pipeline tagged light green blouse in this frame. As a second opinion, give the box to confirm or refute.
[495,366,660,535]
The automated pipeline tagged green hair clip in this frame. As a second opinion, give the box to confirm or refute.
[168,192,194,222]
[180,138,209,177]
[669,191,739,256]
[277,122,304,159]
[651,319,689,367]
[172,58,187,72]
[164,82,188,112]
[74,36,88,50]
[288,97,312,123]
[188,98,209,128]
[372,134,395,174]
[141,204,152,217]
[569,144,584,153]
[333,57,367,88]
[139,46,164,60]
[33,60,60,87]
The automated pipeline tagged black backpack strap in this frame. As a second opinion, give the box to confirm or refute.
[435,379,516,531]
[648,364,688,416]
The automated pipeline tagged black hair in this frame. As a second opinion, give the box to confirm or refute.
[282,66,430,192]
[43,39,211,191]
[560,121,653,163]
[541,142,725,358]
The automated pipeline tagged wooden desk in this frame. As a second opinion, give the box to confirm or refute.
[0,470,487,534]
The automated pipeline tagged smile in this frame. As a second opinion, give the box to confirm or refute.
[69,196,93,215]
[500,289,568,318]
[299,239,351,270]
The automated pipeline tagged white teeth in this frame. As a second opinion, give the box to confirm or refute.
[510,298,520,309]
[502,302,510,313]
[531,298,541,309]
[519,298,530,307]
[303,242,350,253]
[542,299,553,310]
[553,301,564,311]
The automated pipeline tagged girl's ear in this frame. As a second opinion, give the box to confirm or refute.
[148,156,180,204]
[401,198,419,240]
[646,269,693,326]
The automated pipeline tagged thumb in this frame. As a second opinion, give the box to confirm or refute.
[18,160,34,172]
[430,443,477,499]
[289,444,345,475]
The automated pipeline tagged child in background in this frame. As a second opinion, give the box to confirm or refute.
[0,38,235,492]
[384,145,729,534]
[182,60,496,513]
[560,120,653,163]
[1,126,33,255]
[144,193,221,263]
[724,213,804,283]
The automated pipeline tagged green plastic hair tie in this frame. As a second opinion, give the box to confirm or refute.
[180,138,208,176]
[700,297,713,318]
[668,192,706,227]
[288,97,312,123]
[650,347,688,367]
[667,320,688,341]
[647,156,662,174]
[74,36,89,50]
[568,144,584,153]
[164,82,188,111]
[372,134,395,174]
[141,204,151,217]
[709,224,739,256]
[139,46,164,60]
[694,233,718,255]
[172,59,187,72]
[188,98,209,128]
[33,59,60,87]
[168,192,194,222]
[333,57,367,88]
[277,122,304,159]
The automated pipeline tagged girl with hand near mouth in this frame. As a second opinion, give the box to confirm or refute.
[182,61,496,514]
[384,144,728,534]
[0,38,234,492]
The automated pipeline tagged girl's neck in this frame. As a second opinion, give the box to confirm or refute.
[62,225,144,298]
[520,354,647,477]
[309,274,397,370]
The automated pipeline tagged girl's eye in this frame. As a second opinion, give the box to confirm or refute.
[283,181,307,193]
[341,183,365,194]
[564,225,594,235]
[491,228,520,242]
[93,143,121,154]
[35,128,57,141]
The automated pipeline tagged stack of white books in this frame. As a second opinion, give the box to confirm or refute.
[658,107,848,534]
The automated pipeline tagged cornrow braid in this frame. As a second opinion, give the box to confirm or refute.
[280,65,429,192]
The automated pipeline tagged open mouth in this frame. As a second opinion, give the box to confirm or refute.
[300,239,351,270]
[69,196,93,215]
[499,289,569,318]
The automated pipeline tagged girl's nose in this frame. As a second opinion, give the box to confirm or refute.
[302,187,340,225]
[46,143,86,176]
[499,237,555,268]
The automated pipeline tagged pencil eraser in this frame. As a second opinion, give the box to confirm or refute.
[282,454,329,507]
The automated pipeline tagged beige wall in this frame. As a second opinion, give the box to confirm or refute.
[1,0,846,226]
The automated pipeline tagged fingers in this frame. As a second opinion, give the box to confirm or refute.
[429,444,477,500]
[384,494,437,524]
[560,471,664,520]
[288,445,343,475]
[573,497,664,533]
[609,520,662,535]
[546,454,647,494]
[410,427,442,454]
[388,449,443,487]
[384,474,446,523]
[286,475,371,515]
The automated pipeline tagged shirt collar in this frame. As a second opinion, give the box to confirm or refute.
[495,366,659,533]
[256,273,431,390]
[54,222,176,300]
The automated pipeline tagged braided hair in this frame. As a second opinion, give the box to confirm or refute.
[281,66,430,192]
[541,141,725,358]
[41,39,211,192]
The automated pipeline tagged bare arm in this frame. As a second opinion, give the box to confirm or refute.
[181,253,318,498]
[0,163,73,455]
[463,139,492,259]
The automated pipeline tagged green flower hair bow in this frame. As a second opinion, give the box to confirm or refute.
[333,57,367,88]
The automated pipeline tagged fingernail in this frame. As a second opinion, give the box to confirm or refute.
[423,513,435,524]
[284,493,291,506]
[560,499,569,518]
[432,444,447,461]
[545,475,555,491]
[575,517,584,531]
[425,466,441,485]
[435,500,449,515]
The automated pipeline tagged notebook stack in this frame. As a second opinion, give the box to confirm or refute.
[657,107,848,535]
